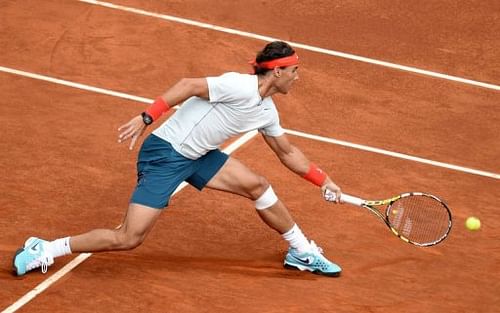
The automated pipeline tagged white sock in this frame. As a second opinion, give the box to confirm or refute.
[281,224,312,253]
[46,237,72,258]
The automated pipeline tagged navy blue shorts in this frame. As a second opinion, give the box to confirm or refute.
[130,134,229,209]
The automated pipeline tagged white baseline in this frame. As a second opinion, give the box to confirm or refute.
[77,0,500,91]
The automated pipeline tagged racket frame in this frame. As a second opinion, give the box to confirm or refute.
[339,192,452,247]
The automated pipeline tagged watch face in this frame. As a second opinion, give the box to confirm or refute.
[142,112,153,125]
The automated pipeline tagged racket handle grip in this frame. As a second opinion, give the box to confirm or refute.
[324,190,364,206]
[340,194,364,206]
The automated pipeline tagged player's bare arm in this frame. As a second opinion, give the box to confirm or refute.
[262,133,342,202]
[118,78,209,149]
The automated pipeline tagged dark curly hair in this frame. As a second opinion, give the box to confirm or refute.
[253,41,295,75]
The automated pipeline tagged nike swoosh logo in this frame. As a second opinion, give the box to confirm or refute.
[29,242,41,254]
[291,254,314,265]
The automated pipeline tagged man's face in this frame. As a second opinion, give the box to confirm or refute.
[275,65,299,94]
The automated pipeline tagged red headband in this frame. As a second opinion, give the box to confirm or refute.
[250,53,299,70]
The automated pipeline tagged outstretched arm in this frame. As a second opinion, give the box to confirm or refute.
[118,78,209,150]
[262,133,342,202]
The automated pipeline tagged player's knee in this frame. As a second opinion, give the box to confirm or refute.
[115,230,146,250]
[255,185,279,210]
[125,235,145,250]
[248,176,270,200]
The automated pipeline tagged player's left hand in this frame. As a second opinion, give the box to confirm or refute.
[118,115,147,150]
[321,178,342,203]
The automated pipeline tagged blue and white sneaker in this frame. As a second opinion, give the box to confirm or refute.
[12,237,54,276]
[284,241,341,277]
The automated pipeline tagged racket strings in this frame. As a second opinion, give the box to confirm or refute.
[387,195,451,245]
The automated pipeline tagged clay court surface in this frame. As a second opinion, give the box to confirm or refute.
[1,1,499,312]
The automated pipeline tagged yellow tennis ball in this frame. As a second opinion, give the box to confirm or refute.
[465,216,481,231]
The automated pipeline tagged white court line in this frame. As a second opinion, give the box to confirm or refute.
[77,0,500,91]
[285,129,500,180]
[0,66,152,104]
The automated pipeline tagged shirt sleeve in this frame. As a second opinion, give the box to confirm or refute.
[207,72,254,103]
[258,103,285,137]
[259,123,285,137]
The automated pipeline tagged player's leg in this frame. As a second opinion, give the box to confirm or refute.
[196,155,341,276]
[12,203,162,276]
[69,203,162,252]
[203,156,294,234]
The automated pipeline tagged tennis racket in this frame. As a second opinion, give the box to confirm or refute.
[324,190,452,247]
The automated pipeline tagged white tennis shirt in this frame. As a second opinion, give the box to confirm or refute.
[152,72,285,159]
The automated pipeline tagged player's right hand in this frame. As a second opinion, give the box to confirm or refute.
[321,178,342,204]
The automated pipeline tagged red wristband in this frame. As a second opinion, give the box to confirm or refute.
[145,97,170,121]
[303,163,327,186]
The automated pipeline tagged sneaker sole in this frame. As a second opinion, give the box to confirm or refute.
[12,248,25,276]
[284,263,341,277]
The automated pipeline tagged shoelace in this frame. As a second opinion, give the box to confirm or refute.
[309,240,324,254]
[27,256,50,274]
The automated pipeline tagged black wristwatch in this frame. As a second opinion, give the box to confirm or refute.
[141,112,153,125]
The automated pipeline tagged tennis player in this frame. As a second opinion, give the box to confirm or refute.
[13,41,343,277]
